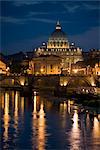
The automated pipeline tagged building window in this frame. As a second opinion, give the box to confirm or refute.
[64,42,66,45]
[50,65,53,69]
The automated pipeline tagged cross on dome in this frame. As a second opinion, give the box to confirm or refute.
[57,20,60,25]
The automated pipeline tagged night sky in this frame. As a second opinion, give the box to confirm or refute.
[1,0,100,55]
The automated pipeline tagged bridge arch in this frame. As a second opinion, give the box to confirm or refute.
[60,76,96,87]
[67,77,91,87]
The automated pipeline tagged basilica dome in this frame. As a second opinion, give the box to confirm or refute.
[47,21,69,49]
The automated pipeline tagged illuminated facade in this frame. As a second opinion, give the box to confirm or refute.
[28,55,61,75]
[0,60,9,75]
[35,21,83,72]
[93,62,100,75]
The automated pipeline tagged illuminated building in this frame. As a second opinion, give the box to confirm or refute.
[88,49,100,59]
[35,21,83,72]
[71,61,87,75]
[0,60,10,75]
[28,55,61,75]
[93,62,100,75]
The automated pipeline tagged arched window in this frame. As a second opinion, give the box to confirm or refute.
[57,41,59,46]
[64,42,66,45]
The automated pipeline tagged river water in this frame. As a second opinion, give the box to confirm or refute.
[0,90,100,150]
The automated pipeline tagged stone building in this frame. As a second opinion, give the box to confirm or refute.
[34,21,83,72]
[28,55,61,75]
[0,60,10,75]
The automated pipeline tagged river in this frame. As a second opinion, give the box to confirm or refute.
[0,90,100,150]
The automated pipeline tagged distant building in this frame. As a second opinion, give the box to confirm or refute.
[89,49,100,59]
[0,60,9,75]
[83,49,100,67]
[28,55,61,75]
[92,62,100,75]
[35,21,83,72]
[71,61,87,75]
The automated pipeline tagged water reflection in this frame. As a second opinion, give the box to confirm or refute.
[70,109,81,149]
[3,92,10,144]
[14,91,19,117]
[12,91,19,145]
[38,102,46,150]
[1,90,100,150]
[21,97,25,115]
[68,100,71,114]
[32,93,46,150]
[60,101,67,128]
[60,101,67,114]
[0,92,4,110]
[93,117,100,139]
[33,92,37,119]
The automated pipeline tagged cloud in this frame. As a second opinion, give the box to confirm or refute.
[69,26,100,50]
[30,18,56,24]
[0,16,26,24]
[0,16,55,24]
[1,16,71,24]
[83,3,100,10]
[63,2,99,13]
[27,11,66,17]
[64,4,80,13]
[5,0,42,6]
[0,16,23,24]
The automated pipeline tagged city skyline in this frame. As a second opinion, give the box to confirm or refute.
[1,0,100,55]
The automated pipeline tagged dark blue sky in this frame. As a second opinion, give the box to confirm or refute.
[1,0,100,54]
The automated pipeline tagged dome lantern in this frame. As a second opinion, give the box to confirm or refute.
[56,21,61,30]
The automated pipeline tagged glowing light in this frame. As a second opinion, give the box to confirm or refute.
[38,102,46,150]
[98,114,100,120]
[20,79,25,86]
[33,95,37,113]
[60,83,63,86]
[72,110,79,129]
[38,103,45,118]
[15,91,19,117]
[70,100,74,105]
[91,82,96,86]
[4,92,10,141]
[0,92,4,109]
[73,69,78,74]
[86,89,88,93]
[64,101,67,109]
[6,67,9,72]
[34,91,37,96]
[21,97,24,115]
[14,91,19,138]
[64,82,67,86]
[70,109,80,150]
[93,117,100,138]
[40,68,44,72]
[68,100,71,114]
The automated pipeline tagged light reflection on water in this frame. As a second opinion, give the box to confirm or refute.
[0,90,100,150]
[3,92,10,147]
[70,109,81,150]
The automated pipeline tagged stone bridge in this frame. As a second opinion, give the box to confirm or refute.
[59,75,99,94]
[60,75,96,87]
[0,74,99,90]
